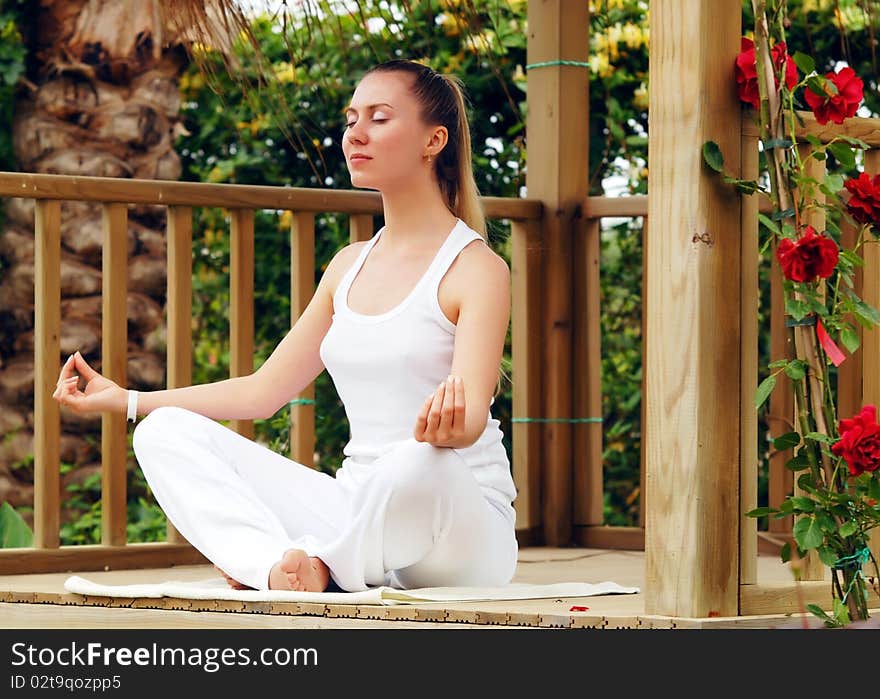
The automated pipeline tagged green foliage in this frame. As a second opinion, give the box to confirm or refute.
[0,0,25,174]
[0,500,32,547]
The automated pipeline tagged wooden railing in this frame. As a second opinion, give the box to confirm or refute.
[0,171,544,574]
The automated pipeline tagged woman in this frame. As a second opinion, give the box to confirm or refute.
[52,59,518,593]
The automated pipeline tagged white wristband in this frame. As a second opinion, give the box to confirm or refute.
[127,390,139,423]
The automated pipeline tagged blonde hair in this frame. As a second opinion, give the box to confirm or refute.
[363,60,486,239]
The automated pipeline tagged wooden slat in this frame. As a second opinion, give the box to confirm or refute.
[349,213,374,243]
[229,209,255,439]
[101,203,129,547]
[586,195,647,219]
[639,217,648,528]
[742,110,880,147]
[165,206,193,545]
[510,220,543,537]
[862,149,880,572]
[741,128,759,587]
[740,579,880,616]
[0,544,207,575]
[573,217,603,526]
[33,200,62,549]
[526,0,590,546]
[573,525,645,551]
[0,172,543,221]
[290,212,316,467]
[794,146,826,581]
[768,247,794,535]
[644,0,742,617]
[836,217,862,421]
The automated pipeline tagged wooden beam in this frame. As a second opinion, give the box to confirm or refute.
[33,200,62,549]
[101,203,129,547]
[525,0,590,546]
[290,212,316,467]
[229,209,255,439]
[511,219,543,538]
[742,110,880,147]
[0,544,207,575]
[0,171,542,220]
[573,525,645,551]
[165,206,193,545]
[645,0,742,617]
[573,217,603,527]
[740,579,880,616]
[862,150,880,573]
[741,129,759,586]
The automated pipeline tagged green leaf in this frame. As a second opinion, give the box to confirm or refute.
[806,604,837,627]
[784,360,806,381]
[804,432,833,444]
[806,134,824,149]
[822,173,845,194]
[773,431,802,450]
[755,374,777,410]
[816,511,836,533]
[791,496,815,513]
[840,325,860,353]
[793,51,815,75]
[702,140,724,173]
[0,501,33,548]
[839,520,859,537]
[827,141,855,169]
[745,507,776,518]
[868,477,880,501]
[793,515,824,550]
[758,213,781,235]
[818,546,839,566]
[854,299,880,328]
[785,452,811,471]
[785,297,810,322]
[840,249,865,268]
[780,542,792,563]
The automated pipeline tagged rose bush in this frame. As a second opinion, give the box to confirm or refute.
[704,0,880,626]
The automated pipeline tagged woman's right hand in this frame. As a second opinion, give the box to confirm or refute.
[52,351,127,416]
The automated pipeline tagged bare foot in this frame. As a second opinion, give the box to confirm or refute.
[214,564,254,590]
[268,549,330,592]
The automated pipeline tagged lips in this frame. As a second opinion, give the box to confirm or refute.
[349,154,372,162]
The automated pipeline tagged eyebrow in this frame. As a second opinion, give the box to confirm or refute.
[343,103,395,117]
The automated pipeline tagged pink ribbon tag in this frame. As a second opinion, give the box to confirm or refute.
[817,318,846,367]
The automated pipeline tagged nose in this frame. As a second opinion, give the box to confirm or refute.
[346,120,367,145]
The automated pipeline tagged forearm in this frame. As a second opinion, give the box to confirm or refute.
[134,375,270,421]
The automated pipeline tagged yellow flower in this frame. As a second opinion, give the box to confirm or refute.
[278,210,293,231]
[622,22,642,49]
[274,61,296,84]
[633,82,648,111]
[590,52,612,78]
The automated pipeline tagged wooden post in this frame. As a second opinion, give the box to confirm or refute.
[165,206,192,545]
[290,212,316,467]
[525,0,590,546]
[862,150,880,572]
[511,219,544,542]
[33,200,61,549]
[229,209,255,439]
[741,130,759,585]
[101,203,129,546]
[645,0,742,617]
[572,217,603,529]
[349,214,374,243]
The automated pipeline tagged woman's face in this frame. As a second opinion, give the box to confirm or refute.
[342,71,438,192]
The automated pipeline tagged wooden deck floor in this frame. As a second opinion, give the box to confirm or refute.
[0,547,861,629]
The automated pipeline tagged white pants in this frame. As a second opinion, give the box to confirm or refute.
[132,406,518,592]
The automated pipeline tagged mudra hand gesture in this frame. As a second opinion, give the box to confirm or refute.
[52,351,125,415]
[413,374,465,446]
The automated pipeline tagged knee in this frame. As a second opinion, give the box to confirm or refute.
[132,406,192,457]
[384,439,465,503]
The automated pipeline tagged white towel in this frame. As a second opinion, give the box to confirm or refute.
[63,575,639,606]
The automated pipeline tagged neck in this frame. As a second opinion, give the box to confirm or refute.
[378,180,458,252]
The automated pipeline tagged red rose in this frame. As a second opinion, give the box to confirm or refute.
[775,226,839,283]
[735,37,798,109]
[831,404,880,477]
[804,66,864,125]
[844,172,880,229]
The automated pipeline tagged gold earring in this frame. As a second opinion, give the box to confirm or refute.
[426,154,433,164]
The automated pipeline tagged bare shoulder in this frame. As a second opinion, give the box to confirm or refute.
[451,238,510,288]
[320,240,369,295]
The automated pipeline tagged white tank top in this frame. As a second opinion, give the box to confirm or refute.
[318,219,517,519]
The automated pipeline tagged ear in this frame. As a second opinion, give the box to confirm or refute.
[424,125,449,158]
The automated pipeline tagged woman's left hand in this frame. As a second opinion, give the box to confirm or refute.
[414,375,466,447]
